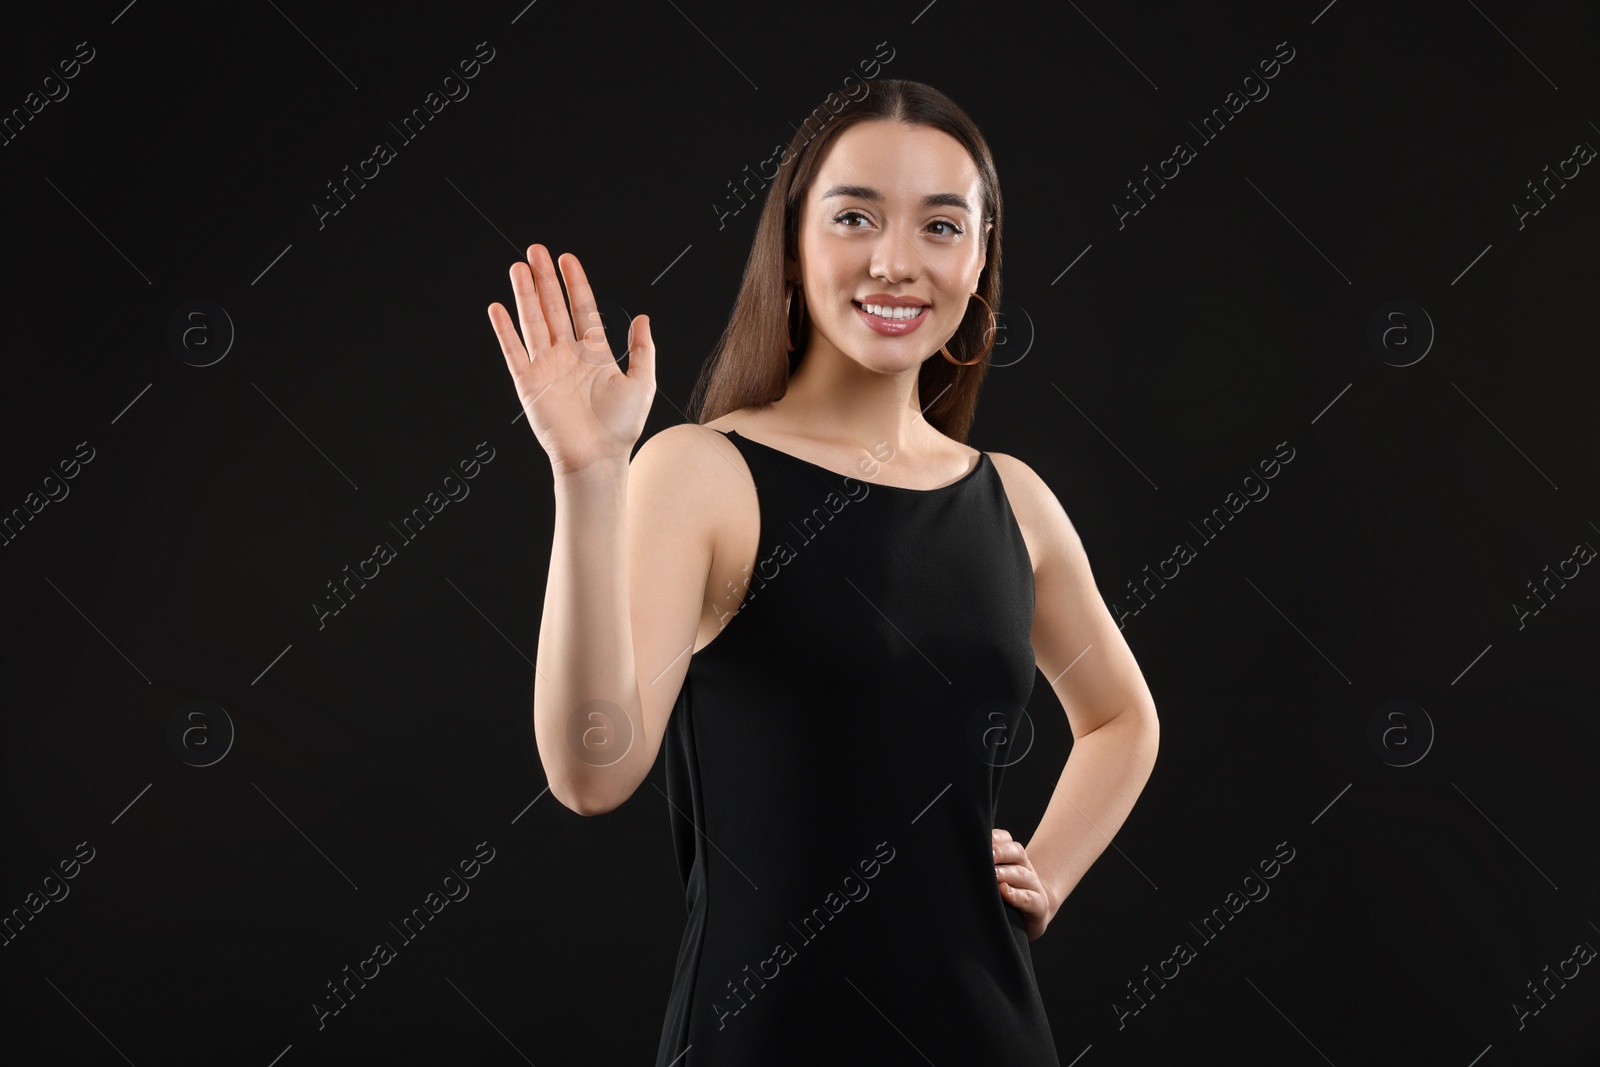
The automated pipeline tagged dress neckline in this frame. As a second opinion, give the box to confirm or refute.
[723,428,988,495]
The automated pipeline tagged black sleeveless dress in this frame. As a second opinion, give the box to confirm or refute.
[654,427,1060,1066]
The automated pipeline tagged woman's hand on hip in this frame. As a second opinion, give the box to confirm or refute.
[994,827,1055,942]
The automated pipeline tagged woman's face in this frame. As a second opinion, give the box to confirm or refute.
[789,120,990,374]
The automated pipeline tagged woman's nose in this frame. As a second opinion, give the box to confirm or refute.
[869,219,918,281]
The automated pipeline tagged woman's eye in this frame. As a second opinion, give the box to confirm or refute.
[832,211,965,238]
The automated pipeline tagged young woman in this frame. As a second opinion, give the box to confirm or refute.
[488,79,1159,1067]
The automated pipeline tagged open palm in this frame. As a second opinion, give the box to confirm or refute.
[487,244,656,475]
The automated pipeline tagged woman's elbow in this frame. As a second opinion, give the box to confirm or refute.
[553,776,633,817]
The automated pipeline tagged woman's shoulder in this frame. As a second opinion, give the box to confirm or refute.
[633,419,746,487]
[634,408,765,473]
[985,451,1081,577]
[986,451,1059,517]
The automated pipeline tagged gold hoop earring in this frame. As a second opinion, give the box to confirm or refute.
[940,292,997,366]
[785,281,803,352]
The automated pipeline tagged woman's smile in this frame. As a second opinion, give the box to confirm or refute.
[851,297,930,336]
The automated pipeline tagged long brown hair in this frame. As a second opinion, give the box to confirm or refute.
[686,79,1003,445]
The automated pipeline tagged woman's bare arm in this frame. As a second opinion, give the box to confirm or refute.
[488,243,680,814]
[989,453,1160,926]
[534,459,642,813]
[530,424,728,814]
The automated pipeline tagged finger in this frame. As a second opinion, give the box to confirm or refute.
[1000,879,1031,905]
[998,881,1048,918]
[995,863,1042,891]
[487,301,531,380]
[489,301,554,417]
[557,252,606,352]
[994,840,1022,863]
[531,244,574,343]
[625,314,656,385]
[992,827,1013,843]
[511,256,552,355]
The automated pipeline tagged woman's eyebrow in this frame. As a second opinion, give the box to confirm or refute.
[819,183,972,212]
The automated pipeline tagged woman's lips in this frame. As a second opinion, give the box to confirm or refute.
[852,300,928,336]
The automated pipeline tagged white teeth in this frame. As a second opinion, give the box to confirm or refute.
[859,302,926,320]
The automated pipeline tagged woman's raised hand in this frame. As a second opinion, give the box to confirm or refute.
[488,244,656,476]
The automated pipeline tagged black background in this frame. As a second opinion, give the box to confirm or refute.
[2,1,1597,1064]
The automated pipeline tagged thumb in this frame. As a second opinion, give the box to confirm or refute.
[625,314,656,386]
